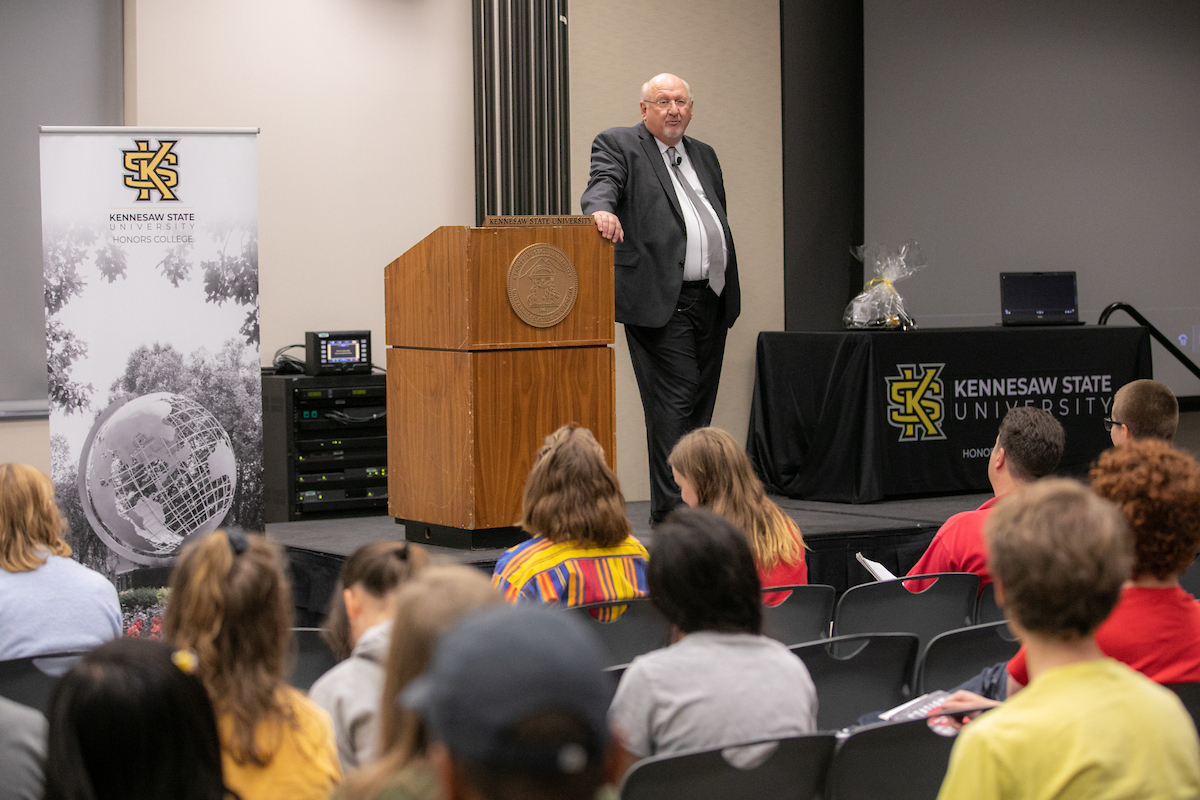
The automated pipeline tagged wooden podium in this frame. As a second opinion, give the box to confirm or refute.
[384,222,615,549]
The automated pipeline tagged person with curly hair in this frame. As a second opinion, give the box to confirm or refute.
[1004,438,1200,688]
[165,529,341,800]
[492,425,648,617]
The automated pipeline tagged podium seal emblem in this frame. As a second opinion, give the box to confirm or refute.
[507,243,578,328]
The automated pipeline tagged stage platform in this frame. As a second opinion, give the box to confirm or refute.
[268,492,990,626]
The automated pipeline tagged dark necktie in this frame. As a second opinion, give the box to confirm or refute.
[667,145,726,295]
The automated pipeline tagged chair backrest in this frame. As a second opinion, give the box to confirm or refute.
[620,733,838,800]
[1181,558,1200,600]
[0,651,85,714]
[789,633,919,731]
[833,573,980,657]
[824,717,958,800]
[762,584,835,646]
[974,582,1004,624]
[1167,682,1200,730]
[289,627,339,691]
[570,599,672,668]
[916,621,1020,694]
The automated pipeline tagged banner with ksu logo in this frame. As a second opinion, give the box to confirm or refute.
[40,127,262,600]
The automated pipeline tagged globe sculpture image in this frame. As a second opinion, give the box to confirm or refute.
[79,392,237,566]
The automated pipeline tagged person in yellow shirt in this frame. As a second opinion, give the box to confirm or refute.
[937,479,1200,800]
[166,528,341,800]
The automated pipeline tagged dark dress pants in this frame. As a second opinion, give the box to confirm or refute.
[624,282,728,523]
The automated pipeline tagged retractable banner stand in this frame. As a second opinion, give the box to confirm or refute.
[40,127,262,625]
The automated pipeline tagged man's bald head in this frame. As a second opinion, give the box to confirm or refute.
[641,73,691,101]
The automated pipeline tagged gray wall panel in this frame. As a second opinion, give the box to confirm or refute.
[0,0,123,411]
[865,0,1200,394]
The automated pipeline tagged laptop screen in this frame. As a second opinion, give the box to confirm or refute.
[1000,272,1079,326]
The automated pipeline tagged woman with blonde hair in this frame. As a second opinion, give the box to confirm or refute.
[336,565,502,800]
[165,528,340,800]
[310,540,429,771]
[668,427,807,605]
[0,462,121,660]
[491,424,649,613]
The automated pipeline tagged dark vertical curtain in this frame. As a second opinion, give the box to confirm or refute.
[473,0,571,223]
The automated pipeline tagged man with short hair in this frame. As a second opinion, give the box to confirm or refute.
[906,407,1065,591]
[936,480,1200,799]
[1107,378,1179,445]
[582,73,740,524]
[402,606,620,800]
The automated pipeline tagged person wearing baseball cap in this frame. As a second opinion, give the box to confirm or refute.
[401,605,622,800]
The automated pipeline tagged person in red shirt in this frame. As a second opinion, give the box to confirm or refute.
[1006,438,1200,688]
[906,407,1064,592]
[669,427,806,606]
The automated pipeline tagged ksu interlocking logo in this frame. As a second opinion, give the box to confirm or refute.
[886,363,947,442]
[122,140,179,201]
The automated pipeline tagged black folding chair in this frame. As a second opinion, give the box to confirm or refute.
[570,599,672,668]
[762,584,835,646]
[833,573,980,657]
[0,651,84,713]
[1167,682,1200,730]
[825,717,959,800]
[620,733,837,800]
[974,582,1004,624]
[289,627,338,691]
[1181,558,1200,600]
[916,621,1020,694]
[789,633,919,731]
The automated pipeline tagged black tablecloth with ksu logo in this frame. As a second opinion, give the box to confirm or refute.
[747,326,1152,503]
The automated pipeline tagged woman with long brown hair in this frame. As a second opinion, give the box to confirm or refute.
[165,529,340,800]
[336,565,502,800]
[668,427,807,605]
[491,424,649,614]
[0,463,122,660]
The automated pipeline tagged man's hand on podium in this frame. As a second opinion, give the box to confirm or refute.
[591,210,624,243]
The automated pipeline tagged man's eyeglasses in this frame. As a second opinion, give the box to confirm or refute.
[645,98,691,110]
[1103,417,1125,432]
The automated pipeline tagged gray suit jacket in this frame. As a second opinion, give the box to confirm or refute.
[581,122,740,329]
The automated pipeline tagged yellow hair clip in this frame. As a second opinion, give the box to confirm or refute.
[172,648,198,675]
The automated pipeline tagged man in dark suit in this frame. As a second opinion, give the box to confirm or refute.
[581,73,740,523]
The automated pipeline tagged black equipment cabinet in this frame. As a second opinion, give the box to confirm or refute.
[263,373,388,522]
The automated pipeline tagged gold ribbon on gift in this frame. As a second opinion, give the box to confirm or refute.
[863,277,899,293]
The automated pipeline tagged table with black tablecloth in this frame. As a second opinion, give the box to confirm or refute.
[748,326,1151,503]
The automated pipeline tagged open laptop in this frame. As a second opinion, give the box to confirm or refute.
[1000,271,1083,326]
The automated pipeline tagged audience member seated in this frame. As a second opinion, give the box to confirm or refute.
[608,508,817,768]
[493,425,648,616]
[42,638,232,800]
[936,480,1200,799]
[0,695,45,800]
[669,427,808,606]
[337,565,503,800]
[310,541,429,771]
[906,408,1064,592]
[166,529,341,800]
[1004,439,1200,690]
[402,605,620,800]
[0,463,121,661]
[1107,378,1179,445]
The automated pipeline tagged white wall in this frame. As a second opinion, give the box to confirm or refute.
[570,0,785,500]
[125,0,477,366]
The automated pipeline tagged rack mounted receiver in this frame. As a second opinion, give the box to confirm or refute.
[305,330,372,375]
